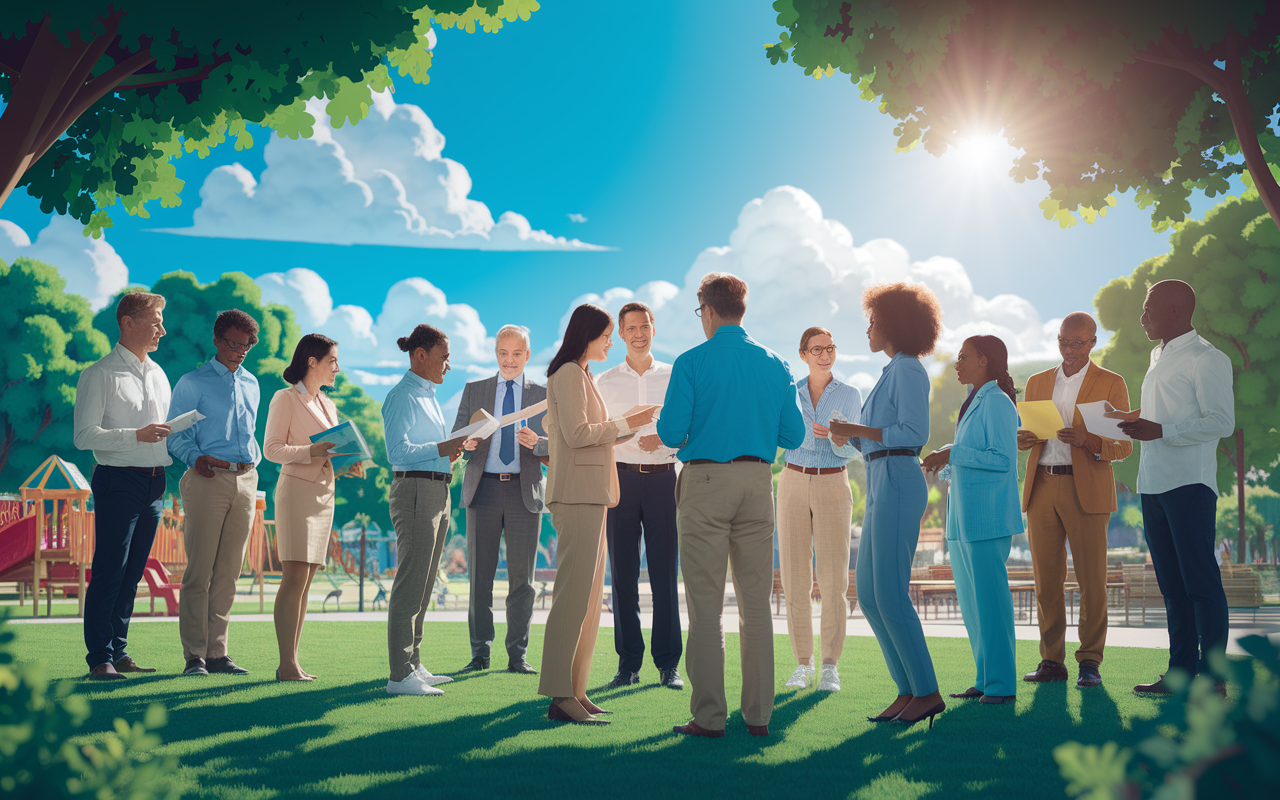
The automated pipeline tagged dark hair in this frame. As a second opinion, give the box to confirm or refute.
[213,309,259,344]
[283,333,338,385]
[547,304,613,377]
[964,335,1018,404]
[799,326,833,354]
[697,272,748,320]
[861,282,943,357]
[397,324,446,357]
[617,301,653,328]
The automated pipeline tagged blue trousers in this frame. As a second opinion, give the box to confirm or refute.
[856,456,938,696]
[84,466,165,668]
[1141,484,1227,675]
[951,535,1017,696]
[606,468,682,672]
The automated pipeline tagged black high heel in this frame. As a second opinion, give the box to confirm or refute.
[892,701,945,729]
[868,695,913,722]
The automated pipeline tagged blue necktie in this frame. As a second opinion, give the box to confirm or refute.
[500,379,515,465]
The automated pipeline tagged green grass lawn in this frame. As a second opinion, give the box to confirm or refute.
[11,621,1172,800]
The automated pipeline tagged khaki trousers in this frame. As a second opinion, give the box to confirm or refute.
[1027,468,1110,664]
[538,502,608,698]
[178,467,258,662]
[777,467,853,665]
[387,476,451,682]
[678,462,775,730]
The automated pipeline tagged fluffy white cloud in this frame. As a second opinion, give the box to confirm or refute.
[0,216,129,310]
[162,91,608,251]
[545,186,1061,391]
[567,213,588,223]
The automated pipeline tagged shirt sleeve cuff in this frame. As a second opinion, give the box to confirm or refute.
[615,418,632,438]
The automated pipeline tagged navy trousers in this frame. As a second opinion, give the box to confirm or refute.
[84,466,165,668]
[606,467,682,672]
[1141,483,1228,675]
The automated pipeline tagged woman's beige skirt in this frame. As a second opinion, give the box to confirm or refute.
[274,472,335,565]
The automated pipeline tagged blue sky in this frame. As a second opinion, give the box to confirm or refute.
[0,1,1243,410]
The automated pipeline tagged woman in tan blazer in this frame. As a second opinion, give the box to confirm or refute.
[539,304,656,725]
[264,333,360,681]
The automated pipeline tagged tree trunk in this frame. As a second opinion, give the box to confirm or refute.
[1236,429,1246,564]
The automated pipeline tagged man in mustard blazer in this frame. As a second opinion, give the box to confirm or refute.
[1019,313,1132,688]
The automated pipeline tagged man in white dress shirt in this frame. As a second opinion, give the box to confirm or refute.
[1118,280,1236,695]
[73,292,173,680]
[596,302,683,689]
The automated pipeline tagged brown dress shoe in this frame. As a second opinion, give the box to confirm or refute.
[747,724,769,737]
[1077,660,1102,688]
[1023,659,1068,682]
[88,662,126,680]
[113,656,156,674]
[978,695,1016,705]
[672,721,725,738]
[1133,675,1173,695]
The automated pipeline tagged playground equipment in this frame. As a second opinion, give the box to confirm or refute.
[0,457,92,616]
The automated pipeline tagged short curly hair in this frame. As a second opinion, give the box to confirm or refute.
[861,282,943,357]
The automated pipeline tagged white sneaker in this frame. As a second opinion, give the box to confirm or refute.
[414,664,453,686]
[387,671,444,696]
[785,663,816,688]
[818,663,841,692]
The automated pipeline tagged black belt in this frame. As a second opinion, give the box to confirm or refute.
[1041,464,1074,476]
[618,462,675,473]
[394,470,451,482]
[687,456,769,466]
[865,448,920,463]
[483,472,518,482]
[104,465,166,477]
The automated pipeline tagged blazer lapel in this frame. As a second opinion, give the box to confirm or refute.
[297,386,335,431]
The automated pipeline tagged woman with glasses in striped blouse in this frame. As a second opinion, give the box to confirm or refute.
[777,327,863,693]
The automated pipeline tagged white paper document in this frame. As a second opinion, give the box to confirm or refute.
[447,409,500,442]
[498,399,547,428]
[1077,400,1133,442]
[165,409,206,433]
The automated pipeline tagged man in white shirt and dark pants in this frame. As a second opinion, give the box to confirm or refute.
[596,302,683,689]
[73,292,173,680]
[1118,280,1235,695]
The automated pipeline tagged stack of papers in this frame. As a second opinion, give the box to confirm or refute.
[1016,401,1065,439]
[310,420,374,473]
[1077,401,1133,441]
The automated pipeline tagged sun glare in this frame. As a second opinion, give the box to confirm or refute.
[950,133,1013,174]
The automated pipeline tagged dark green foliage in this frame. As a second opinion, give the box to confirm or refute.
[1094,188,1280,494]
[1055,635,1280,799]
[0,614,177,798]
[0,257,109,486]
[768,0,1280,232]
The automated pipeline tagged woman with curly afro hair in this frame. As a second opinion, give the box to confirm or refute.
[833,282,946,728]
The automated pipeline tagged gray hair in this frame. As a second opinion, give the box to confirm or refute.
[495,324,531,351]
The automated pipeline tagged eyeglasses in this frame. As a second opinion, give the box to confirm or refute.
[807,345,837,356]
[218,336,254,354]
[694,304,706,318]
[1057,336,1096,350]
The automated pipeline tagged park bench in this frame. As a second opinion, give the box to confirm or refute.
[770,568,859,616]
[1221,563,1264,623]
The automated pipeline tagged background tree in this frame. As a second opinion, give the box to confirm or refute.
[1095,187,1280,560]
[767,1,1280,233]
[0,1,538,232]
[0,256,108,487]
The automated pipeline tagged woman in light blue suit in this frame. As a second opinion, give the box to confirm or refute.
[923,335,1022,704]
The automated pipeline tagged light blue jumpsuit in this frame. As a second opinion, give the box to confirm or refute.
[942,380,1022,697]
[855,353,938,697]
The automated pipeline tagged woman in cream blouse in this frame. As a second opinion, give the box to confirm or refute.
[539,304,656,725]
[264,333,361,681]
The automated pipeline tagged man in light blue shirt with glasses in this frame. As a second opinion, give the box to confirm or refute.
[168,309,262,677]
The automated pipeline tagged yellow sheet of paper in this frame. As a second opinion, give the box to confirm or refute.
[1016,400,1065,440]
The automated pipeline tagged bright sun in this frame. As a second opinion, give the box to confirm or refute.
[950,133,1012,174]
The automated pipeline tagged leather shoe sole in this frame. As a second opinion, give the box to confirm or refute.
[673,721,724,738]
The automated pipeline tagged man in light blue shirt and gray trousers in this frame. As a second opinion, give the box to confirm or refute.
[383,324,471,696]
[659,272,806,739]
[168,310,262,677]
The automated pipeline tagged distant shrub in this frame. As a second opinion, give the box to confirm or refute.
[1054,635,1280,799]
[0,614,177,799]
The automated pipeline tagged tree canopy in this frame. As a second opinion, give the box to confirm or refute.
[1095,186,1280,500]
[767,0,1280,233]
[0,255,109,486]
[0,1,538,235]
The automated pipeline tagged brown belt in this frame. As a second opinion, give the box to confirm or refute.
[618,463,675,473]
[1041,464,1074,476]
[785,463,846,476]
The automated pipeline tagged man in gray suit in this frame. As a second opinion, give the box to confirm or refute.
[454,325,549,675]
